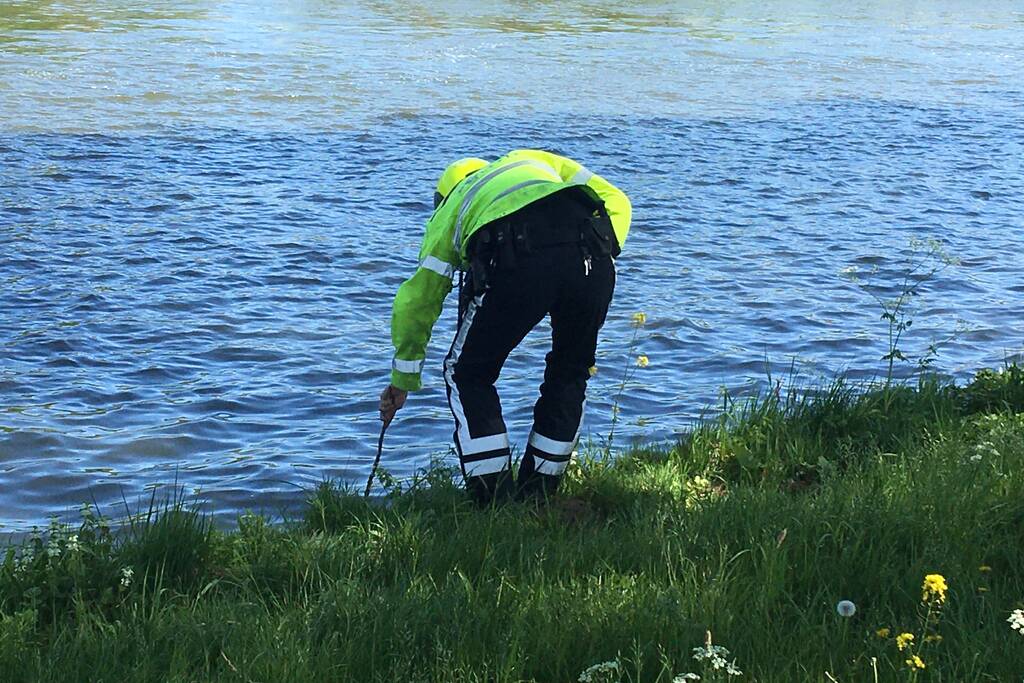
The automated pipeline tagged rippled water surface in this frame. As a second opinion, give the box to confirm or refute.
[2,1,1023,530]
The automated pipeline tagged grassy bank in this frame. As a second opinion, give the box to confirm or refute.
[3,367,1024,682]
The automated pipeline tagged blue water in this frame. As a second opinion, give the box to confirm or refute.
[2,1,1023,531]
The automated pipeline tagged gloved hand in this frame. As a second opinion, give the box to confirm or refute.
[379,385,408,427]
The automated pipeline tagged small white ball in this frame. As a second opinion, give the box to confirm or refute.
[836,600,857,617]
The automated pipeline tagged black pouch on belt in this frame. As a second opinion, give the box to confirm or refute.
[511,221,532,255]
[583,210,620,258]
[466,230,494,297]
[494,224,517,271]
[563,187,619,259]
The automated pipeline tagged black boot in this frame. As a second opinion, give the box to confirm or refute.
[515,470,562,503]
[465,470,515,508]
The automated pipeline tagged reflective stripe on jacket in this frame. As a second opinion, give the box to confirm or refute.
[390,149,631,391]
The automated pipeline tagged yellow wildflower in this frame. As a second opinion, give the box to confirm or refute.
[922,574,947,603]
[631,312,646,327]
[896,633,915,651]
[588,365,598,377]
[924,634,943,643]
[905,655,926,670]
[979,565,992,572]
[636,355,649,368]
[876,627,891,639]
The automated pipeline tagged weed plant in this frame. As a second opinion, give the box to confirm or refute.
[2,366,1023,682]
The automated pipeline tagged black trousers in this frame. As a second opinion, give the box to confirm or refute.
[442,194,616,502]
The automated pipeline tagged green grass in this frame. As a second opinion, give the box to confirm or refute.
[2,366,1024,682]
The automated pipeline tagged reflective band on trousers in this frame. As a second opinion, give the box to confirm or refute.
[443,292,513,462]
[453,159,561,251]
[532,454,570,476]
[463,454,510,477]
[392,357,425,374]
[460,432,510,456]
[419,254,454,279]
[528,430,576,456]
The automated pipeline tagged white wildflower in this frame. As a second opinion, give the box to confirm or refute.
[13,551,30,573]
[693,643,741,677]
[836,600,856,617]
[46,537,61,558]
[67,535,80,553]
[693,645,727,670]
[969,453,983,463]
[120,566,134,588]
[1009,609,1024,635]
[673,675,701,682]
[578,660,620,683]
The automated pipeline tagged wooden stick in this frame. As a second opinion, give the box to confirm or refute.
[364,422,388,497]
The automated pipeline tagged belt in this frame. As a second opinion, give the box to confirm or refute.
[468,190,595,258]
[518,217,583,248]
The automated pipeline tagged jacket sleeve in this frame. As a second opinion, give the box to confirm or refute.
[390,218,459,391]
[508,149,632,249]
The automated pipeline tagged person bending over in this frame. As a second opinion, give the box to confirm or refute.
[380,150,631,505]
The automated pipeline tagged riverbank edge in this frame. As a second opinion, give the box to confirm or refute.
[2,366,1023,682]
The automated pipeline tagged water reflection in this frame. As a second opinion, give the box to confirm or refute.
[0,0,205,34]
[378,1,797,42]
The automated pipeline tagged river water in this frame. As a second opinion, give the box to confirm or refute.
[2,1,1023,531]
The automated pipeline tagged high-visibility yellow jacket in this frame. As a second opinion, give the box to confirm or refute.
[390,149,631,391]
